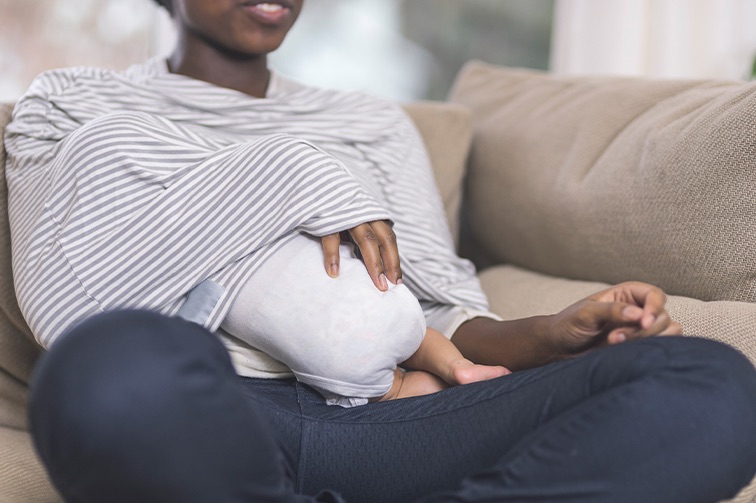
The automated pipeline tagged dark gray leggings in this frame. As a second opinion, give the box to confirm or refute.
[28,311,756,503]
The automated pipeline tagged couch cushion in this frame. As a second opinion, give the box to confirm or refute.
[402,102,472,247]
[0,428,60,502]
[479,264,756,366]
[450,61,756,303]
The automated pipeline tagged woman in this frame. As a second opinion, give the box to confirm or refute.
[8,1,756,502]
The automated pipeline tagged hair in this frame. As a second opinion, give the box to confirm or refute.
[152,0,173,15]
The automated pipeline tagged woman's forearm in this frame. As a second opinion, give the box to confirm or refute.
[452,282,683,372]
[451,316,561,371]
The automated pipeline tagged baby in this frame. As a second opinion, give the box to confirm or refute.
[222,233,509,406]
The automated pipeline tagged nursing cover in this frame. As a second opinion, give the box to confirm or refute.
[5,58,488,348]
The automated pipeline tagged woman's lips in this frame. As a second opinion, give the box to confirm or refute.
[240,2,292,25]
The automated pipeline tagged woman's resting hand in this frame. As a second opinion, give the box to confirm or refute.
[548,281,683,356]
[320,220,402,291]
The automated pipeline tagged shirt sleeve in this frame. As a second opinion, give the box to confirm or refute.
[422,301,502,339]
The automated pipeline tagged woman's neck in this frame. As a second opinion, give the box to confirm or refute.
[167,37,271,98]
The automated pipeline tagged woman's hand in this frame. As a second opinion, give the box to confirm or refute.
[548,281,683,356]
[320,220,402,291]
[452,282,682,371]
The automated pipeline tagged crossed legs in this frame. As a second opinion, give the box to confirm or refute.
[29,311,756,503]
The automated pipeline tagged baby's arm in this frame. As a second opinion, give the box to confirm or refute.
[376,328,511,401]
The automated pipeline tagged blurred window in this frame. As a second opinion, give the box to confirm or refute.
[0,0,554,102]
[272,0,554,100]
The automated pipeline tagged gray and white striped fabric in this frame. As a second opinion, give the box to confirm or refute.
[5,58,490,349]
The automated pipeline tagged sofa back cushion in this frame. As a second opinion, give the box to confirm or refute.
[450,61,756,303]
[0,102,42,431]
[402,102,472,246]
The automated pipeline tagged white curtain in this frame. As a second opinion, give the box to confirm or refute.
[551,0,756,80]
[150,6,175,58]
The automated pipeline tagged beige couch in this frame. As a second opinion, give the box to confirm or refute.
[1,60,755,502]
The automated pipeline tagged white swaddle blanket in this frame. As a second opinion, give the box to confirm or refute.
[4,58,493,373]
[222,234,426,407]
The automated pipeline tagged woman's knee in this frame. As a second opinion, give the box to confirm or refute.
[629,337,756,486]
[587,336,756,444]
[673,337,756,432]
[670,337,756,491]
[29,310,295,502]
[657,336,755,391]
[593,336,753,389]
[30,309,235,411]
[28,311,236,477]
[577,337,756,499]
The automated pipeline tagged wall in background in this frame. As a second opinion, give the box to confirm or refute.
[0,0,157,101]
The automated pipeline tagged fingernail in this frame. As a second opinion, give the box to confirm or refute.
[329,264,339,278]
[396,277,403,285]
[615,333,627,343]
[379,273,388,290]
[623,306,642,319]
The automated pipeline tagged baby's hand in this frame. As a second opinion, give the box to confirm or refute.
[447,359,511,386]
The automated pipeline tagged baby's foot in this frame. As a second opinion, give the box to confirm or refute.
[448,359,511,386]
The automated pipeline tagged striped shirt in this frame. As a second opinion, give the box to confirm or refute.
[4,58,493,365]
